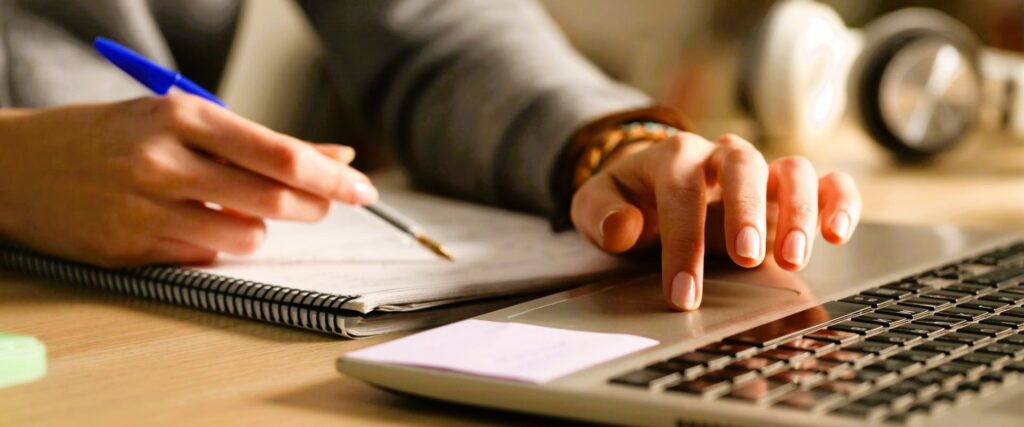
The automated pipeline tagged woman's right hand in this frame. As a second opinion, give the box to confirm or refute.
[0,93,377,267]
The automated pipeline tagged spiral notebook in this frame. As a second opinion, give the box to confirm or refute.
[0,173,627,338]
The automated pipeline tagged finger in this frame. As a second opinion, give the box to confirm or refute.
[571,172,645,253]
[158,93,377,205]
[314,144,356,164]
[655,134,716,311]
[708,134,768,267]
[165,146,332,222]
[162,202,267,255]
[146,238,218,265]
[768,156,819,271]
[818,172,861,244]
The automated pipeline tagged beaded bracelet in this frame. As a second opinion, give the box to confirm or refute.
[572,121,680,190]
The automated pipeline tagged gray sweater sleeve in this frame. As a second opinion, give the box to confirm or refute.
[299,0,651,215]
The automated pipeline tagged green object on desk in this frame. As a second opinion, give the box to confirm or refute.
[0,332,46,389]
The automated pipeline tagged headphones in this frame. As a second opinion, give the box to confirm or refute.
[740,0,1024,161]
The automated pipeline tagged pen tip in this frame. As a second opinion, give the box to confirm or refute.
[416,235,455,262]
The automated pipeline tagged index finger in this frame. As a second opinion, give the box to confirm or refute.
[654,134,715,311]
[161,94,377,205]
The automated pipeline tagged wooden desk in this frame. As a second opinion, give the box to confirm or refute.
[2,125,1023,426]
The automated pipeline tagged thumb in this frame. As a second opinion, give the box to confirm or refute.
[570,173,644,254]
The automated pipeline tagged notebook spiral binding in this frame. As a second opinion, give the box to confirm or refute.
[0,247,361,337]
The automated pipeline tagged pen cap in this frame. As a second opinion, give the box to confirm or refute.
[94,37,178,95]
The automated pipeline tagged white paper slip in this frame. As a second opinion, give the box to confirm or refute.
[345,319,659,384]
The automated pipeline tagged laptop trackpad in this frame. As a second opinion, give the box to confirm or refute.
[508,275,808,342]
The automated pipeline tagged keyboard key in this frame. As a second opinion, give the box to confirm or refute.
[1003,361,1024,372]
[867,332,922,347]
[960,323,1013,338]
[666,378,731,397]
[981,370,1015,384]
[959,299,1009,312]
[915,369,963,389]
[1001,285,1024,295]
[781,338,836,354]
[804,329,859,344]
[978,342,1024,358]
[847,341,899,355]
[966,267,1024,286]
[829,321,883,336]
[1001,308,1024,318]
[775,388,844,411]
[791,358,844,375]
[760,348,809,363]
[610,369,679,388]
[726,357,786,374]
[921,290,972,303]
[957,352,1009,367]
[937,307,987,321]
[943,283,990,295]
[981,292,1024,305]
[914,315,966,329]
[980,315,1024,329]
[831,402,887,421]
[698,342,758,358]
[853,368,897,384]
[878,304,930,319]
[893,323,945,337]
[882,281,928,293]
[901,297,951,310]
[857,389,915,412]
[704,367,759,384]
[1000,333,1024,346]
[820,350,869,364]
[863,287,913,300]
[769,370,824,386]
[936,332,990,346]
[816,380,871,396]
[646,360,704,378]
[841,294,891,307]
[672,352,731,369]
[854,313,906,327]
[726,378,794,402]
[934,361,985,378]
[865,359,918,375]
[914,341,968,354]
[890,350,944,365]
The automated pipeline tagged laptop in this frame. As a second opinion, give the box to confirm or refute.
[337,223,1024,426]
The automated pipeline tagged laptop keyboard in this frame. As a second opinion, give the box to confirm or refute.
[608,242,1024,424]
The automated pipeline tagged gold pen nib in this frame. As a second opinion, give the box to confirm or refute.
[415,234,455,262]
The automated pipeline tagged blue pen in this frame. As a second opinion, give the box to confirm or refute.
[93,37,226,107]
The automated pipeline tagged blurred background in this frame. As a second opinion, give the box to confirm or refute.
[219,0,1024,228]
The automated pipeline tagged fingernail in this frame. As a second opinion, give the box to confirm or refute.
[782,230,807,266]
[735,226,760,260]
[830,211,851,240]
[351,182,378,205]
[671,272,698,311]
[598,209,619,242]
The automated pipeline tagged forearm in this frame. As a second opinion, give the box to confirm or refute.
[299,0,650,215]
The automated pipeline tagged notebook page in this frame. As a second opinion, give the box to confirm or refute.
[192,174,625,314]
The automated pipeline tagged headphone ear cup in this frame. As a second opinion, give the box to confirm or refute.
[744,0,856,144]
[850,8,982,161]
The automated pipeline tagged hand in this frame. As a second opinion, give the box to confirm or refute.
[570,132,861,311]
[0,93,377,267]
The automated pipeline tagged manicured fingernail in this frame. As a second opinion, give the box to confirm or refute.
[351,182,378,205]
[671,272,698,311]
[782,230,807,266]
[598,209,619,242]
[830,211,851,240]
[735,226,760,260]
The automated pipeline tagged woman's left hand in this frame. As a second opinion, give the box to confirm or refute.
[570,132,861,312]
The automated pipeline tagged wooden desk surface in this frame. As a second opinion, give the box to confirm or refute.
[2,125,1024,426]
